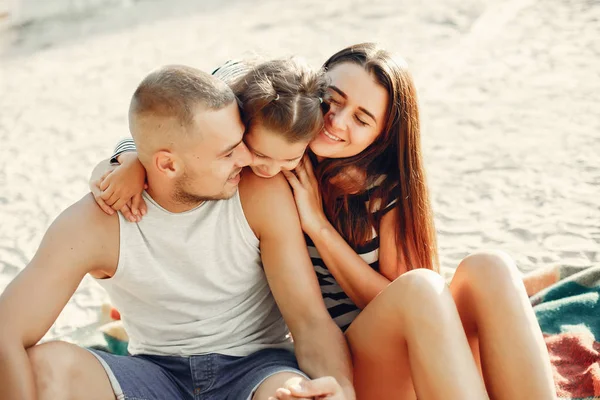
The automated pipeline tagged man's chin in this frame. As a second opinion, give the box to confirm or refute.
[220,189,237,200]
[214,186,238,200]
[173,187,237,204]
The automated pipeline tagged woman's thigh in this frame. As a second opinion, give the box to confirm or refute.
[345,284,417,400]
[346,269,487,400]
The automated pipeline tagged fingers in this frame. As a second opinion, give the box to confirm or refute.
[91,180,115,215]
[295,155,318,188]
[282,170,300,191]
[131,193,147,217]
[267,377,339,400]
[294,158,309,183]
[119,204,137,223]
[299,155,318,189]
[288,376,341,397]
[273,387,292,399]
[111,197,131,214]
[96,196,116,216]
[100,183,115,201]
[103,190,121,207]
[302,154,315,176]
[139,195,148,216]
[268,388,311,400]
[99,171,113,191]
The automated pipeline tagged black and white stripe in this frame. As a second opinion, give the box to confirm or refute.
[211,59,251,85]
[309,182,400,332]
[109,139,138,165]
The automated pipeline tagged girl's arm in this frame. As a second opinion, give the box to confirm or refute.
[89,139,147,222]
[110,138,138,165]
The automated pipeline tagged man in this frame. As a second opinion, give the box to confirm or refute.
[0,65,354,399]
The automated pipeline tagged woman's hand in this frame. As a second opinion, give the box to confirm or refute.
[89,153,147,222]
[269,376,348,400]
[282,154,329,237]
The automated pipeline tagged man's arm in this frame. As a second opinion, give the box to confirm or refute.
[240,172,355,399]
[0,194,119,400]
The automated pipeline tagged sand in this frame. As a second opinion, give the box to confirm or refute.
[0,0,598,342]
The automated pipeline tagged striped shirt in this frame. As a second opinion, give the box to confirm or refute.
[308,180,400,332]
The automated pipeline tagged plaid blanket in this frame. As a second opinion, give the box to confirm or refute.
[524,265,600,400]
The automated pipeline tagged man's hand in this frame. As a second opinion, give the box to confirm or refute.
[269,376,347,400]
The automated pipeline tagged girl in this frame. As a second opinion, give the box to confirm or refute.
[91,44,556,399]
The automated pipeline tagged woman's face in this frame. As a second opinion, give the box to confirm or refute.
[244,121,310,178]
[309,62,389,159]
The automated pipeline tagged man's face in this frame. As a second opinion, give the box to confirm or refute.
[174,101,252,203]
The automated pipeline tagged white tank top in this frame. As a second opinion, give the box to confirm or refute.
[95,191,292,357]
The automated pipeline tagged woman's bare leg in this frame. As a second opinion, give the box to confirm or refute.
[346,269,488,400]
[449,250,556,400]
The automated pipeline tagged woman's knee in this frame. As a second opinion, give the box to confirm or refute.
[392,268,446,298]
[388,269,454,323]
[455,250,523,295]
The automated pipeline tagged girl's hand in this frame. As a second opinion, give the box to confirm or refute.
[282,154,328,237]
[98,152,147,222]
[89,160,118,216]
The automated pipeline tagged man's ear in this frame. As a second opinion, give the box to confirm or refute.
[153,150,183,179]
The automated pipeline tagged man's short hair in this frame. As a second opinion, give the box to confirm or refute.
[130,65,236,126]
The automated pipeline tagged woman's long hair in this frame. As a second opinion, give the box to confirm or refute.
[316,43,438,272]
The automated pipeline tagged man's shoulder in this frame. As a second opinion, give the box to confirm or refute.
[40,194,119,276]
[59,193,118,230]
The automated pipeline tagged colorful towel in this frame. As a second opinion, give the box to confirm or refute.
[524,264,600,400]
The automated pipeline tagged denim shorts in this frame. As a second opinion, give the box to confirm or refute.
[87,347,307,400]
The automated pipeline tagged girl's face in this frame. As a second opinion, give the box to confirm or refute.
[309,62,389,159]
[244,121,310,178]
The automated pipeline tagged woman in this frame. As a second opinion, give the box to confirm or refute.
[92,43,556,399]
[280,43,556,400]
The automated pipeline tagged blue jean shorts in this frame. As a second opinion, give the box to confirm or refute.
[87,348,307,400]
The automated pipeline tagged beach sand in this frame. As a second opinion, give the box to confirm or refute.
[0,0,598,342]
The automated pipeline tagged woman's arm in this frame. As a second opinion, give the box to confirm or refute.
[306,217,392,309]
[284,156,408,309]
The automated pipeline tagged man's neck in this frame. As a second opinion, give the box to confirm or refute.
[145,185,203,213]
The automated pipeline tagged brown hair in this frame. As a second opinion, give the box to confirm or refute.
[316,43,439,272]
[130,64,236,126]
[231,58,328,142]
